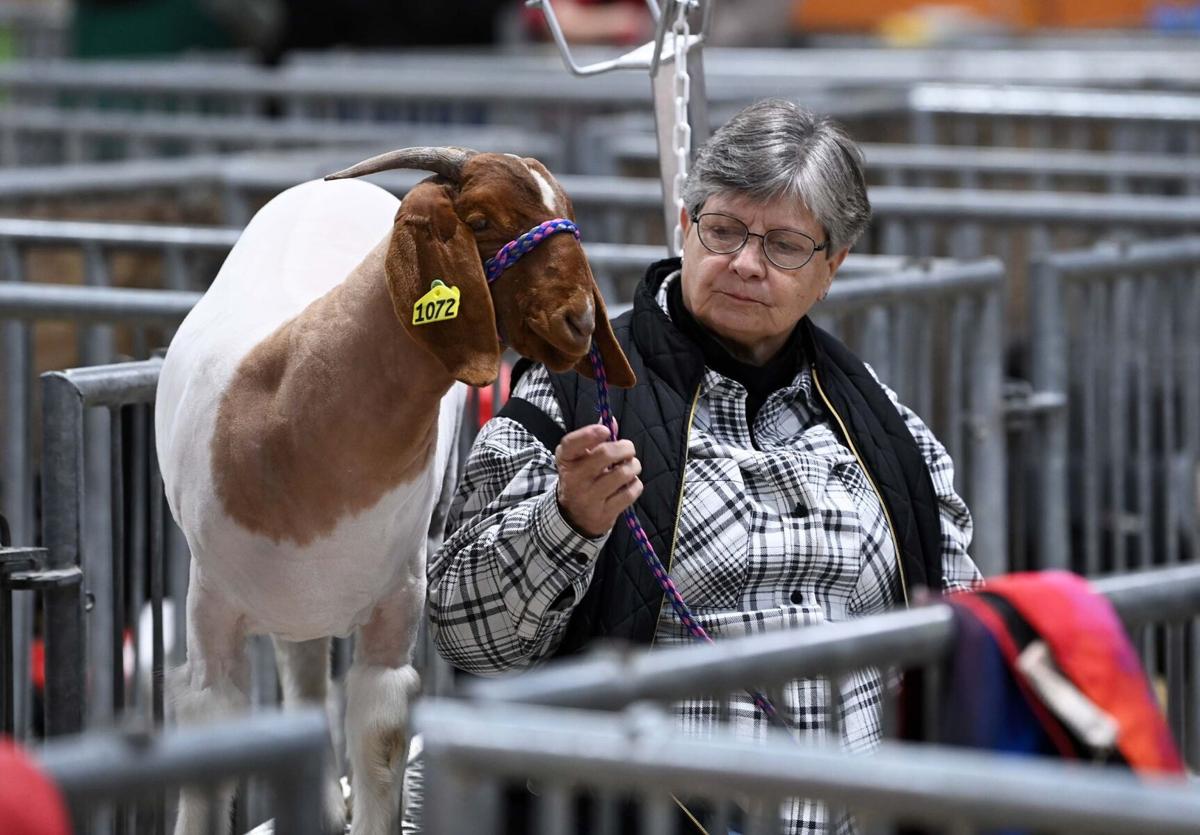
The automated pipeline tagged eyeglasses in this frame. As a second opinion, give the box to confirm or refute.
[692,212,829,270]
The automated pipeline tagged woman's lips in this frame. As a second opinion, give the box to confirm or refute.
[717,289,765,305]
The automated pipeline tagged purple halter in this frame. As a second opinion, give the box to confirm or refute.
[484,218,580,284]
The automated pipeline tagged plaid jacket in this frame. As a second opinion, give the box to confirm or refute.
[428,272,981,833]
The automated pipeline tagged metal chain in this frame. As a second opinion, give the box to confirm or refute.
[671,1,693,255]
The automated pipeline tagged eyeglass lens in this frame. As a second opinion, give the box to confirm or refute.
[697,214,818,269]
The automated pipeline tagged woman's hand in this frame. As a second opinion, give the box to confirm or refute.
[554,422,643,538]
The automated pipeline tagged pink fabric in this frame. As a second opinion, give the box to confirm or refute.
[978,571,1185,774]
[0,738,72,835]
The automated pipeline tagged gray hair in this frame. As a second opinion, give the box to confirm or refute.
[682,99,871,253]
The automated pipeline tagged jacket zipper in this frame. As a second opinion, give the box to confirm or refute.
[650,383,703,649]
[656,384,710,834]
[810,366,911,607]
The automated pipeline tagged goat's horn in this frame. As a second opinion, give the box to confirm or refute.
[324,146,477,182]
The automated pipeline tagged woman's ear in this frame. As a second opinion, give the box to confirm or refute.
[826,245,850,278]
[385,181,501,387]
[821,245,850,298]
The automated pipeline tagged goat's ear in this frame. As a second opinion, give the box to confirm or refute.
[385,181,500,387]
[573,283,636,388]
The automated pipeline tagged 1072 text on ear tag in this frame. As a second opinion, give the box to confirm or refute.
[413,279,462,325]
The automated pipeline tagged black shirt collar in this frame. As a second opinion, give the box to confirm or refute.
[664,273,803,405]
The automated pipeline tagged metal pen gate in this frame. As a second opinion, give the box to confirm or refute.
[469,563,1200,772]
[416,563,1200,834]
[1030,238,1200,577]
[416,697,1200,835]
[39,709,328,835]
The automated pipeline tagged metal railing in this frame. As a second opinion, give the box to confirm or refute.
[8,49,1200,116]
[417,699,1200,835]
[1030,238,1200,577]
[469,563,1200,771]
[0,107,561,168]
[0,249,1009,577]
[0,213,666,298]
[0,288,197,743]
[39,709,328,835]
[3,154,1197,255]
[40,359,170,738]
[909,84,1200,155]
[814,258,1007,576]
[602,133,1200,195]
[5,251,1008,741]
[0,512,47,739]
[4,159,1198,321]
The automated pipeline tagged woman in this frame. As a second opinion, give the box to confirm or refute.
[428,98,980,832]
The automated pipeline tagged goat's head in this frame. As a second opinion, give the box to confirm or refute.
[326,147,635,389]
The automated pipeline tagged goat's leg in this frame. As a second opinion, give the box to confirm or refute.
[273,636,346,833]
[171,563,249,835]
[344,581,423,835]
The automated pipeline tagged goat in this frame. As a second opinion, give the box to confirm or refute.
[154,146,635,835]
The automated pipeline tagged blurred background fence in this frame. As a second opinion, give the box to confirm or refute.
[1,0,1199,830]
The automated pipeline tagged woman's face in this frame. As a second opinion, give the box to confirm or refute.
[679,192,848,365]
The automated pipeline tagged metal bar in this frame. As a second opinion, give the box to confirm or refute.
[49,359,162,409]
[1082,283,1103,572]
[1047,238,1200,277]
[149,430,165,728]
[477,565,1200,708]
[41,371,86,736]
[1159,272,1180,569]
[126,406,147,713]
[0,239,33,737]
[1108,276,1132,574]
[474,606,958,709]
[1166,623,1186,754]
[110,408,125,716]
[0,282,200,324]
[40,709,327,808]
[1089,565,1200,626]
[1,583,11,735]
[416,701,1200,835]
[1188,620,1200,770]
[1134,274,1153,571]
[965,288,1005,576]
[1027,257,1068,569]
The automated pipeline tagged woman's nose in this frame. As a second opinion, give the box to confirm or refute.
[730,237,766,278]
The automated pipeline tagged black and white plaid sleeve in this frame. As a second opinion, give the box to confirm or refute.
[866,365,981,592]
[427,365,609,675]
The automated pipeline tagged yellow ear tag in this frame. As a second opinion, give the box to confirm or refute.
[412,279,461,326]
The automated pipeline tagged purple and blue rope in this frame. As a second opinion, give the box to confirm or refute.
[483,216,786,729]
[485,218,579,284]
[588,345,786,729]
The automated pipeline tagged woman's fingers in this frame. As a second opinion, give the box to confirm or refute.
[554,423,641,537]
[556,423,611,462]
[593,456,642,496]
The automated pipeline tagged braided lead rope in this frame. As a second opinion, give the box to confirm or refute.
[587,344,788,730]
[485,218,580,284]
[482,223,787,729]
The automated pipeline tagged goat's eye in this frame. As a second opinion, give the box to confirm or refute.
[468,217,488,232]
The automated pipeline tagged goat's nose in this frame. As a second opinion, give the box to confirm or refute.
[553,302,595,354]
[566,304,595,341]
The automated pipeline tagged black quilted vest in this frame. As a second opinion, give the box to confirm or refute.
[500,259,945,658]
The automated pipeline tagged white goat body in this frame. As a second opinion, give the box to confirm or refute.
[157,147,635,835]
[158,178,461,639]
[156,177,463,835]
